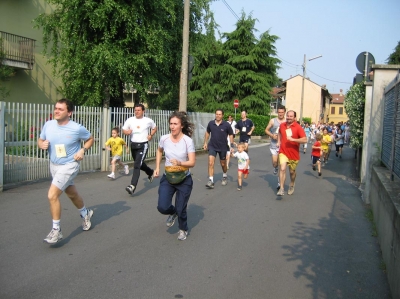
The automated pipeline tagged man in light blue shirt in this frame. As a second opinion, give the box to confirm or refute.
[38,99,94,244]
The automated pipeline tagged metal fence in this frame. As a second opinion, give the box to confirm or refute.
[0,31,36,69]
[0,102,214,190]
[381,73,400,180]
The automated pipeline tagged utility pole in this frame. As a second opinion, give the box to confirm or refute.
[299,54,322,122]
[300,54,306,122]
[179,0,190,112]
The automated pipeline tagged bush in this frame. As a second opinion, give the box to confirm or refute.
[302,117,312,125]
[228,114,270,136]
[344,82,365,148]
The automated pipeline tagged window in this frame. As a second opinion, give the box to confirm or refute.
[331,107,335,114]
[339,107,343,115]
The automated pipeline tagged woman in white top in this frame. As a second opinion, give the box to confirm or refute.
[335,129,345,158]
[154,111,196,241]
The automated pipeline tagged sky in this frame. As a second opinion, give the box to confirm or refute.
[210,0,400,94]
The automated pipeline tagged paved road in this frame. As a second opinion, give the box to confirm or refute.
[0,143,391,299]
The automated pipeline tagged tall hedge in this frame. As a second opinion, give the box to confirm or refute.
[228,114,270,136]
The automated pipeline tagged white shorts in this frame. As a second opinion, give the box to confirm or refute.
[270,147,279,156]
[111,155,122,162]
[50,161,80,191]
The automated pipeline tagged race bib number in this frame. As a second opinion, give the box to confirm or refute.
[242,127,247,132]
[55,144,67,158]
[286,129,292,138]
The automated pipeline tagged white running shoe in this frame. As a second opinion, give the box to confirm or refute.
[166,213,178,227]
[81,209,94,231]
[177,230,188,241]
[43,228,63,244]
[107,173,115,179]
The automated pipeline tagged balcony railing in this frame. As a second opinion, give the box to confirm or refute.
[0,31,36,70]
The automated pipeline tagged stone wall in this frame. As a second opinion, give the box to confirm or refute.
[371,166,400,299]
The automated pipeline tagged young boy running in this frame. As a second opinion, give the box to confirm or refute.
[311,133,323,176]
[105,127,129,179]
[231,143,250,191]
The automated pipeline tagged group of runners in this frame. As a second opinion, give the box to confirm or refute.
[38,100,349,244]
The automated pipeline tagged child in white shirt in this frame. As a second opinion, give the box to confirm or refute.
[231,143,250,191]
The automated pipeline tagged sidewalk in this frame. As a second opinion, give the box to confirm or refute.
[0,142,391,298]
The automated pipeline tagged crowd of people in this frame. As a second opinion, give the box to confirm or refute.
[38,100,350,244]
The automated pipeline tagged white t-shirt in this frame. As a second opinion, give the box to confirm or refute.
[158,134,195,171]
[122,116,156,142]
[233,151,249,170]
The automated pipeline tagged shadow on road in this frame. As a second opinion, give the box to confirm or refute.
[50,200,131,248]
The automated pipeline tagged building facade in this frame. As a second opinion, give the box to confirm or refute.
[0,0,62,104]
[328,89,348,124]
[281,75,331,123]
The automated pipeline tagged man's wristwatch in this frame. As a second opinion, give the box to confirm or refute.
[82,147,88,154]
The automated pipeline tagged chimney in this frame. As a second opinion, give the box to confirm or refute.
[340,89,343,96]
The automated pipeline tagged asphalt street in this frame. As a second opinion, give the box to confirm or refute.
[0,142,392,299]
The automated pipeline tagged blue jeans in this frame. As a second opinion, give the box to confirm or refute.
[157,174,193,231]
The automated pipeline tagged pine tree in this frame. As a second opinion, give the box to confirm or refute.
[189,12,281,114]
[386,41,400,65]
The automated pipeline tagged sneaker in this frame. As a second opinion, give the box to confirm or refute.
[237,185,242,191]
[124,165,129,175]
[43,228,63,244]
[312,165,316,171]
[288,184,295,195]
[126,185,135,195]
[339,155,342,159]
[335,153,338,157]
[273,167,278,175]
[148,171,154,183]
[276,183,280,190]
[82,209,94,231]
[318,172,322,176]
[177,230,188,241]
[107,173,115,179]
[205,180,214,189]
[221,177,228,186]
[277,188,284,196]
[166,213,178,227]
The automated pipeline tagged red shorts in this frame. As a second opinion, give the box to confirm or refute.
[238,169,249,174]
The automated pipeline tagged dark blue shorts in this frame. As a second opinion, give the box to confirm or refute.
[311,156,321,164]
[208,149,227,160]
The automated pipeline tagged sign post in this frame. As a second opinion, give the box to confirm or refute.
[233,99,239,119]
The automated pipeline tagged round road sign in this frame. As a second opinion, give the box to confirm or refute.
[234,99,239,108]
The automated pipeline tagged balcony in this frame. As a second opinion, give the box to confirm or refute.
[0,31,36,70]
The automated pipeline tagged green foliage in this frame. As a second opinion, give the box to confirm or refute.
[344,82,365,148]
[225,113,269,136]
[386,41,400,64]
[0,38,14,101]
[301,117,312,125]
[188,12,280,115]
[35,0,213,108]
[247,114,270,136]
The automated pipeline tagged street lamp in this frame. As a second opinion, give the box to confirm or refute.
[299,54,322,122]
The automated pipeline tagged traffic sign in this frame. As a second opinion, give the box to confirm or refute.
[234,99,239,108]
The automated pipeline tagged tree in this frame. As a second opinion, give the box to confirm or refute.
[386,41,400,65]
[35,0,213,108]
[188,12,281,114]
[0,38,14,101]
[344,82,365,149]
